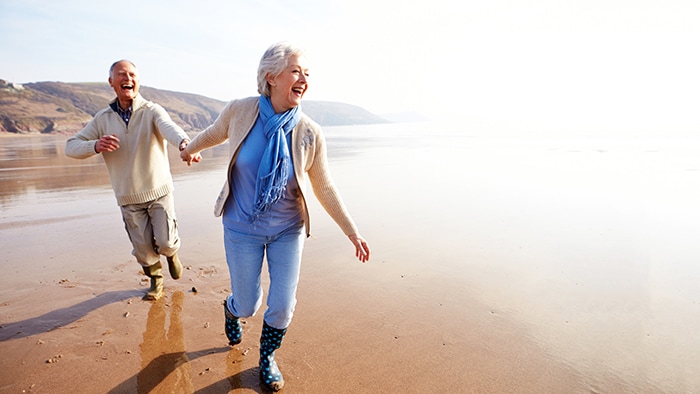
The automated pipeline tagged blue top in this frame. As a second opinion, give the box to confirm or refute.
[222,116,303,236]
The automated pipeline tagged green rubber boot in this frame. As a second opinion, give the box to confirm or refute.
[166,253,183,280]
[142,262,163,301]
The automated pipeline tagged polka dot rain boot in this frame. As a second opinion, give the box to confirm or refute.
[259,321,288,392]
[223,299,242,345]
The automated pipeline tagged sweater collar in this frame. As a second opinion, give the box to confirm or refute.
[109,93,147,113]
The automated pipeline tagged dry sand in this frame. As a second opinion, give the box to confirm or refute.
[1,128,699,393]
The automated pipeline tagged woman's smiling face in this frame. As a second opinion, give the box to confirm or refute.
[268,54,309,113]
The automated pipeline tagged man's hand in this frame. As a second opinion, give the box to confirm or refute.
[95,134,120,153]
[179,139,190,152]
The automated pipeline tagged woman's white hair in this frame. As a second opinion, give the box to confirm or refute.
[257,42,306,97]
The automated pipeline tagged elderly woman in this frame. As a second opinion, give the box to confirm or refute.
[180,42,371,391]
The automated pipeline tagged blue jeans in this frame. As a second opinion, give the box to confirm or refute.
[223,222,305,329]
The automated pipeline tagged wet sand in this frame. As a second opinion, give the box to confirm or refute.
[1,126,699,393]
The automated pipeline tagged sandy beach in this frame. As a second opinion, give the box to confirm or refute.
[1,124,700,393]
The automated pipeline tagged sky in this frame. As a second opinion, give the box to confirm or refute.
[1,0,699,136]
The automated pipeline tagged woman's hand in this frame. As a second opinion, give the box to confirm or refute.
[180,146,202,166]
[348,234,371,263]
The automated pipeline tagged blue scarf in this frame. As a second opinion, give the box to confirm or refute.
[250,95,301,223]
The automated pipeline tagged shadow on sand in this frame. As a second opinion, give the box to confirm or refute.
[194,365,268,394]
[0,289,142,341]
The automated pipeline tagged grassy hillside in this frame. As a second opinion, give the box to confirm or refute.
[0,79,388,134]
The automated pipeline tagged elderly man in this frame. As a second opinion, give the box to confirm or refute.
[66,60,200,300]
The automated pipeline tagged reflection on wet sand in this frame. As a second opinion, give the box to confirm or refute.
[134,294,266,393]
[137,292,193,393]
[105,292,232,394]
[0,134,231,206]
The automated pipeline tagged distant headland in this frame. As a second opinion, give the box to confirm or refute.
[0,79,393,135]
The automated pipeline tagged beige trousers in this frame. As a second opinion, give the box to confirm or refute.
[120,192,180,267]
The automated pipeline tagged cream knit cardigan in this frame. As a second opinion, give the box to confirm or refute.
[185,97,358,237]
[65,94,189,206]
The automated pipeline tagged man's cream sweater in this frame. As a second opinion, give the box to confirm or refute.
[185,97,359,237]
[65,94,189,206]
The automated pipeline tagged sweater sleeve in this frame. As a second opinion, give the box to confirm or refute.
[65,114,105,159]
[150,103,189,147]
[307,129,359,236]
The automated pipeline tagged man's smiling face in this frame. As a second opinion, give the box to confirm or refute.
[109,61,140,108]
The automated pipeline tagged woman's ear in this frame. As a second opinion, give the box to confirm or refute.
[267,74,276,87]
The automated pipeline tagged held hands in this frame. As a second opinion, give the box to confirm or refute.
[348,233,371,263]
[95,134,120,153]
[179,140,202,166]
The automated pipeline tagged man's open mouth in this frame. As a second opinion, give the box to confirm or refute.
[121,84,134,90]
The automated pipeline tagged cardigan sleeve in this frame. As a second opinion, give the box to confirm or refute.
[306,128,359,236]
[186,100,238,154]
